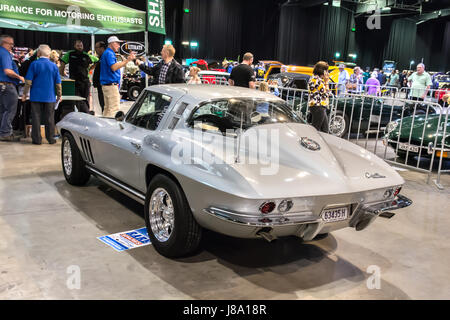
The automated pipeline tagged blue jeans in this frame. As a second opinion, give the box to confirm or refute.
[0,83,18,137]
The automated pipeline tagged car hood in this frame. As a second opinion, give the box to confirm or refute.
[185,123,404,199]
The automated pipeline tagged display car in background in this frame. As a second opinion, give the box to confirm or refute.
[120,72,145,101]
[268,72,310,90]
[281,62,354,86]
[198,70,230,84]
[385,113,450,160]
[57,85,412,258]
[299,95,437,138]
[259,60,283,80]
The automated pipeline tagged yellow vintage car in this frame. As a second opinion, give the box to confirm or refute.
[281,61,355,88]
[259,60,284,80]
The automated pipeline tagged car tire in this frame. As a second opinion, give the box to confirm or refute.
[144,174,202,258]
[61,133,90,186]
[127,85,141,101]
[329,110,349,138]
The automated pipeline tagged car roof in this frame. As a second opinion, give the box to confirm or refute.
[145,84,282,103]
[260,60,283,65]
[270,72,311,80]
[198,71,230,76]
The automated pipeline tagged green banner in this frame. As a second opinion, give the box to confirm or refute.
[147,0,166,35]
[0,0,146,33]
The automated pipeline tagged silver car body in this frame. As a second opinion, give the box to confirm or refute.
[57,84,411,241]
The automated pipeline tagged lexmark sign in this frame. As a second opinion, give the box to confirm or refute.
[148,0,165,35]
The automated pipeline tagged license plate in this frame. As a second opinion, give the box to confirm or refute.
[321,206,349,223]
[398,143,419,153]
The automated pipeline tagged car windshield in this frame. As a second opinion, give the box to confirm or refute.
[189,98,304,134]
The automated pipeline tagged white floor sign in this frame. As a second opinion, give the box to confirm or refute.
[97,227,151,252]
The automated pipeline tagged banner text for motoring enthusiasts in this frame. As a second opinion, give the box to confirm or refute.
[0,4,143,25]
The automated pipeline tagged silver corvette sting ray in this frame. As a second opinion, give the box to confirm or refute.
[57,84,412,258]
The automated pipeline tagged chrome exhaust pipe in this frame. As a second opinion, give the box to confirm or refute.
[257,228,277,242]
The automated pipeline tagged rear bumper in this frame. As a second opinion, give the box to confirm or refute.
[203,194,412,240]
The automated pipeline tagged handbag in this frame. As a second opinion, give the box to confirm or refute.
[346,82,357,90]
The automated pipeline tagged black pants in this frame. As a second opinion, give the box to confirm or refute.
[31,102,55,144]
[310,106,329,133]
[75,79,90,113]
[12,100,31,133]
[96,85,105,113]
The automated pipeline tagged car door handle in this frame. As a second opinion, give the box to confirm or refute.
[130,142,142,150]
[150,142,160,150]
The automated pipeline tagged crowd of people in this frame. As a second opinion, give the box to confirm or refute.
[307,60,445,133]
[335,63,433,100]
[0,34,188,144]
[0,32,447,145]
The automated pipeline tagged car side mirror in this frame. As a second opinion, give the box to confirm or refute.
[115,111,125,121]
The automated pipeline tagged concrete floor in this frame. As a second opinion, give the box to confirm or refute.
[1,107,450,299]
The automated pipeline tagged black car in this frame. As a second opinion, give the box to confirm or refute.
[268,72,310,90]
[120,73,145,101]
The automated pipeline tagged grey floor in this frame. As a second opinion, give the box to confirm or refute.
[1,100,450,299]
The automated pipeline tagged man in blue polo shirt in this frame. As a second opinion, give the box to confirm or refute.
[22,45,61,145]
[100,36,135,117]
[0,35,24,141]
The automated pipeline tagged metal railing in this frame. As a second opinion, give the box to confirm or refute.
[329,82,400,97]
[398,87,450,105]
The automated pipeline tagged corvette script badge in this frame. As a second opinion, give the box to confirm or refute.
[365,172,386,179]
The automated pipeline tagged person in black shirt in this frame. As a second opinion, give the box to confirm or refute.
[59,40,98,113]
[229,52,256,89]
[92,41,106,114]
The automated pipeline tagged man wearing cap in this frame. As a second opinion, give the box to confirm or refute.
[100,36,136,117]
[0,34,24,142]
[60,40,98,113]
[337,63,349,96]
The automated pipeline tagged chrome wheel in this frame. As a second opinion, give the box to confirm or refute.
[132,89,139,99]
[149,188,175,242]
[329,114,346,137]
[63,139,73,176]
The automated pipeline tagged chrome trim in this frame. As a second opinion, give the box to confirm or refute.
[349,194,412,231]
[86,166,146,204]
[203,207,319,227]
[149,188,174,242]
[362,194,412,214]
[63,139,72,176]
[204,194,412,230]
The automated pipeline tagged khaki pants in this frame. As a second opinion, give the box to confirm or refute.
[102,84,120,118]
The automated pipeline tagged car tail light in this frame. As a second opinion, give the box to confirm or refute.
[260,202,276,214]
[394,187,402,197]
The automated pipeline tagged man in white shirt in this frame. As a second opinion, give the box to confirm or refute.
[407,63,432,101]
[337,64,349,96]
